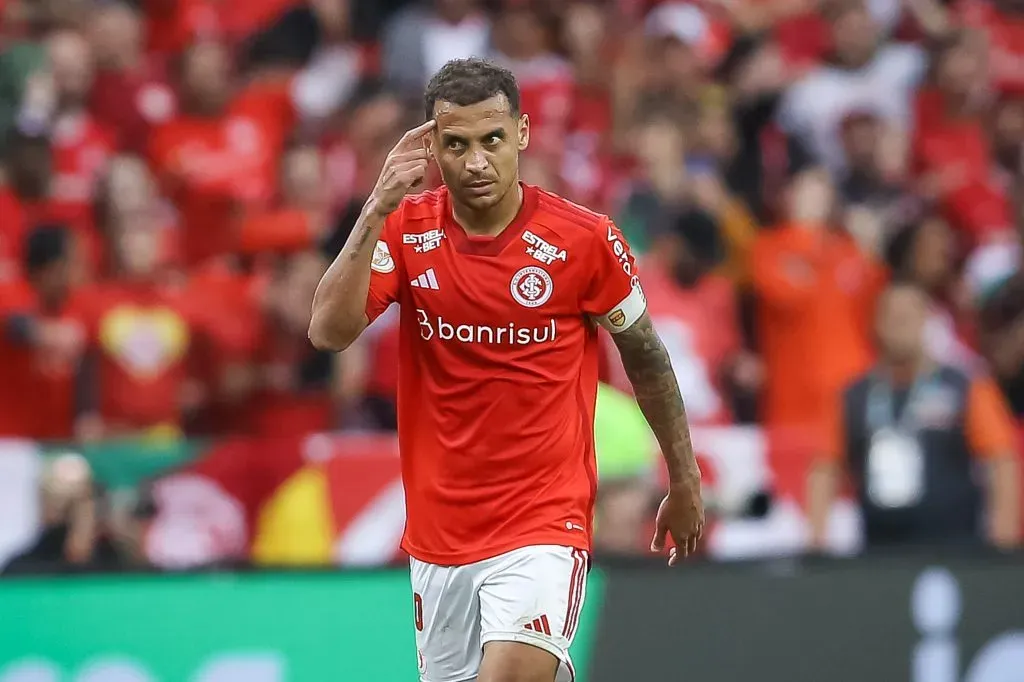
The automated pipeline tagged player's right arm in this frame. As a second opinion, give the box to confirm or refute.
[308,119,435,351]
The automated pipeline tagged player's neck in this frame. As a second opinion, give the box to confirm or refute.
[452,182,524,238]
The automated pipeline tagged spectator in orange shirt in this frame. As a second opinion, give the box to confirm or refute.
[752,168,886,433]
[809,281,1020,551]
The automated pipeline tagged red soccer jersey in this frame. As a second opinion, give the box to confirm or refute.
[365,183,647,565]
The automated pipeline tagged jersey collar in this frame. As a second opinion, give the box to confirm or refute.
[443,182,538,257]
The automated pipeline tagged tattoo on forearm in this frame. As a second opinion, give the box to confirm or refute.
[611,313,696,485]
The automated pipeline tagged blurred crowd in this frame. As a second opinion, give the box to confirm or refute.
[1,0,1023,566]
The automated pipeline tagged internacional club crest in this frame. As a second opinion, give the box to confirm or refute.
[510,266,553,308]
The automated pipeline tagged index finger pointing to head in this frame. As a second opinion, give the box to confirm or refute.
[396,119,436,150]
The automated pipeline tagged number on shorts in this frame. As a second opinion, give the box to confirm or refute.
[414,592,424,632]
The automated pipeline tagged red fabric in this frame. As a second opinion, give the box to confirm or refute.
[144,0,300,56]
[561,86,618,212]
[90,63,177,154]
[77,281,201,430]
[513,60,575,160]
[47,114,117,271]
[0,279,85,438]
[147,81,296,265]
[365,184,640,565]
[958,0,1024,96]
[635,267,740,426]
[913,90,1013,240]
[0,187,30,282]
[365,312,400,401]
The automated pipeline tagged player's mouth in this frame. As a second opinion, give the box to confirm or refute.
[464,180,495,196]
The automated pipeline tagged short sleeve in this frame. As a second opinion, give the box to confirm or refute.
[365,213,404,324]
[965,376,1017,460]
[580,218,647,333]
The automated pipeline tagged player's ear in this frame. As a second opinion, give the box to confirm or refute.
[517,114,530,152]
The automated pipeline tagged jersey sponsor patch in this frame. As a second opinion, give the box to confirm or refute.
[596,283,646,333]
[522,230,568,265]
[371,240,395,273]
[403,229,445,253]
[510,266,554,308]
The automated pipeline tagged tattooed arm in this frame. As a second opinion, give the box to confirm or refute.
[309,206,387,351]
[611,312,705,564]
[309,120,434,351]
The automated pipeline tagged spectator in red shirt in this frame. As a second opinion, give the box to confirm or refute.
[0,224,86,439]
[238,142,329,255]
[491,2,573,161]
[20,29,117,270]
[913,31,1013,242]
[148,39,305,266]
[87,1,177,154]
[73,202,206,441]
[0,128,51,281]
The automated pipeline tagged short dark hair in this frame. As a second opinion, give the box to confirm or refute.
[423,58,520,119]
[24,224,69,273]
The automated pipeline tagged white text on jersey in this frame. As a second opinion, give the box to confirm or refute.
[404,229,445,253]
[522,230,568,265]
[606,224,634,275]
[417,310,557,345]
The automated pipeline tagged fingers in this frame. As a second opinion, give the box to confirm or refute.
[391,148,430,164]
[384,159,428,190]
[650,516,668,552]
[393,119,436,152]
[667,527,703,567]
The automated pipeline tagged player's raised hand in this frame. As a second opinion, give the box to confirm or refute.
[369,119,436,216]
[651,480,705,566]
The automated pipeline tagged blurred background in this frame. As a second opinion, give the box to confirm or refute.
[0,0,1022,680]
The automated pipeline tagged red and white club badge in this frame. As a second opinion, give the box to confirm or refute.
[510,266,553,308]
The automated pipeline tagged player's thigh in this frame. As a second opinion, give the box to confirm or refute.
[477,545,589,682]
[410,558,482,682]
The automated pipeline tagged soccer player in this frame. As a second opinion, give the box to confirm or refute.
[309,59,704,682]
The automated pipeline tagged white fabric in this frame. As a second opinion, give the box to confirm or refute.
[421,17,490,83]
[777,44,926,172]
[410,545,587,682]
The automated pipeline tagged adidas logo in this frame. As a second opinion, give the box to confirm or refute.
[523,615,552,636]
[410,268,440,290]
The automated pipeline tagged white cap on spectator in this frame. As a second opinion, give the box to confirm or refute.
[644,1,709,46]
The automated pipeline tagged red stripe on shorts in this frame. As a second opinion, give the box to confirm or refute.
[561,549,583,637]
[565,550,587,640]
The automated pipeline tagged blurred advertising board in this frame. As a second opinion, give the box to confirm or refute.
[0,569,605,682]
[591,553,1024,682]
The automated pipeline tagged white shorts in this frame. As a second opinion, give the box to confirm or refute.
[410,544,590,682]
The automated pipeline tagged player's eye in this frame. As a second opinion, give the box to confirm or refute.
[484,135,502,146]
[447,140,466,152]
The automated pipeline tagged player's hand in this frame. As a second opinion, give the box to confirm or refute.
[368,119,436,217]
[651,478,705,566]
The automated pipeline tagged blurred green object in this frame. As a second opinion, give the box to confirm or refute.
[0,569,606,682]
[594,383,657,481]
[40,438,203,491]
[0,42,46,153]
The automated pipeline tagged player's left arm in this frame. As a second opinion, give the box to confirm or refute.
[582,219,704,564]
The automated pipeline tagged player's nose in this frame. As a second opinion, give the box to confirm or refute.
[465,149,488,173]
